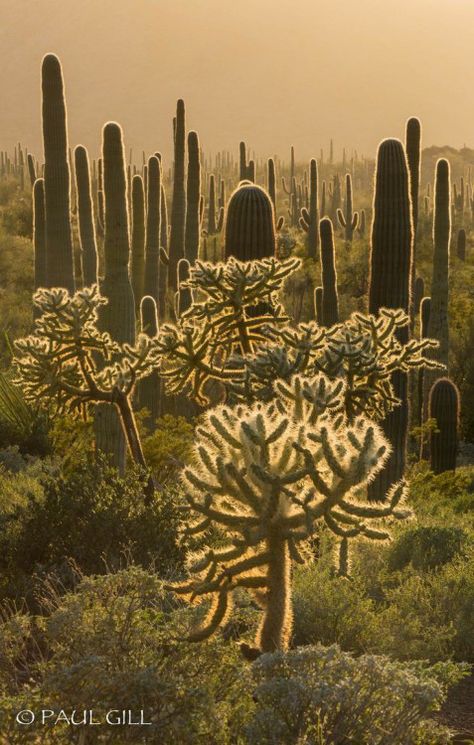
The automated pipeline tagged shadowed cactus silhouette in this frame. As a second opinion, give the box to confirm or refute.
[429,377,460,474]
[224,183,276,261]
[169,99,186,290]
[74,145,98,286]
[184,130,201,264]
[299,159,319,259]
[319,217,339,327]
[130,174,146,310]
[337,173,358,242]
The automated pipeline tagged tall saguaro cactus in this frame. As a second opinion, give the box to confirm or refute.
[41,54,74,292]
[424,159,451,415]
[319,217,339,327]
[299,159,319,259]
[144,156,162,304]
[368,139,413,499]
[74,145,98,286]
[169,99,186,290]
[267,157,276,211]
[130,174,146,310]
[138,295,161,425]
[337,173,358,242]
[95,123,136,471]
[405,117,421,321]
[184,130,201,264]
[33,178,47,306]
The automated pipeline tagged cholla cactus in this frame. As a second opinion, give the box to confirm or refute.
[176,372,408,653]
[12,285,160,499]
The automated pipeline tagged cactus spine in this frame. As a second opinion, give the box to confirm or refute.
[184,130,201,264]
[95,123,136,471]
[144,156,162,304]
[41,54,74,292]
[319,218,339,327]
[74,145,98,286]
[130,174,146,309]
[169,99,186,290]
[224,183,276,260]
[429,378,459,474]
[337,173,358,241]
[368,139,413,498]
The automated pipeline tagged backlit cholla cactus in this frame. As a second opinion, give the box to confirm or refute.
[175,373,408,654]
[12,285,160,499]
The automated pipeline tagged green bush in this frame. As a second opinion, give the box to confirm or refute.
[0,455,185,603]
[387,526,469,571]
[246,644,465,744]
[1,194,32,238]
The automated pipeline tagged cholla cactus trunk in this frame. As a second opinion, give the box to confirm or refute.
[207,174,217,235]
[184,130,201,264]
[144,156,161,304]
[267,158,276,211]
[168,99,186,291]
[95,122,136,472]
[74,145,98,286]
[224,183,276,261]
[33,179,46,316]
[130,174,145,310]
[424,159,451,418]
[319,218,339,327]
[368,139,413,500]
[257,530,292,653]
[405,117,421,322]
[138,295,161,425]
[41,54,74,292]
[337,173,358,241]
[429,377,459,474]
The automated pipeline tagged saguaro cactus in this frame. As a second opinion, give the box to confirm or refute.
[319,218,339,327]
[41,54,74,292]
[95,123,136,471]
[33,178,47,302]
[138,295,161,425]
[169,99,186,290]
[405,117,421,322]
[299,159,319,259]
[267,157,276,210]
[224,183,276,260]
[144,156,162,304]
[337,173,358,241]
[368,139,413,498]
[74,145,98,286]
[429,377,459,474]
[424,159,451,413]
[184,130,201,264]
[130,174,146,310]
[314,286,323,325]
[456,228,466,261]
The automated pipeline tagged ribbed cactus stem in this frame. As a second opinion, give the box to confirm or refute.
[429,378,459,474]
[319,218,339,327]
[184,130,201,264]
[33,178,47,304]
[130,174,145,309]
[314,286,323,325]
[456,228,466,261]
[74,145,98,286]
[224,183,276,260]
[336,173,358,241]
[368,138,413,498]
[144,156,162,304]
[27,153,36,187]
[207,174,217,235]
[41,54,74,292]
[95,122,136,472]
[307,158,319,258]
[169,99,186,291]
[405,117,421,323]
[268,158,276,210]
[138,295,161,425]
[239,141,247,181]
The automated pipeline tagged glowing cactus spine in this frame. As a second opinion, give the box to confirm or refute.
[41,54,74,292]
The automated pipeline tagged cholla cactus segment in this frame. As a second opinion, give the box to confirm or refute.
[176,372,409,651]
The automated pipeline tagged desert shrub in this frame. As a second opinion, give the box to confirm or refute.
[408,464,474,526]
[0,568,254,744]
[141,413,194,485]
[387,526,469,571]
[246,644,464,745]
[1,194,33,238]
[0,455,185,603]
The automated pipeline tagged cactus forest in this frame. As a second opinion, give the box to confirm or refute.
[1,2,474,742]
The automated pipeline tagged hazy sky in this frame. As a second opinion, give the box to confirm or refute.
[0,0,472,164]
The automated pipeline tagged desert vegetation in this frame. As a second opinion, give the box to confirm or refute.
[0,51,473,744]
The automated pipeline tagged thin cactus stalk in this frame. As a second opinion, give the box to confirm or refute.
[319,218,339,327]
[144,156,162,304]
[168,99,186,291]
[33,178,47,312]
[405,117,421,323]
[357,208,366,237]
[95,122,136,472]
[368,139,413,499]
[138,295,161,425]
[41,54,74,292]
[267,157,276,210]
[74,145,98,286]
[207,174,217,235]
[299,159,319,259]
[314,286,323,325]
[27,153,36,187]
[130,174,146,310]
[429,378,459,474]
[456,228,466,261]
[184,130,201,264]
